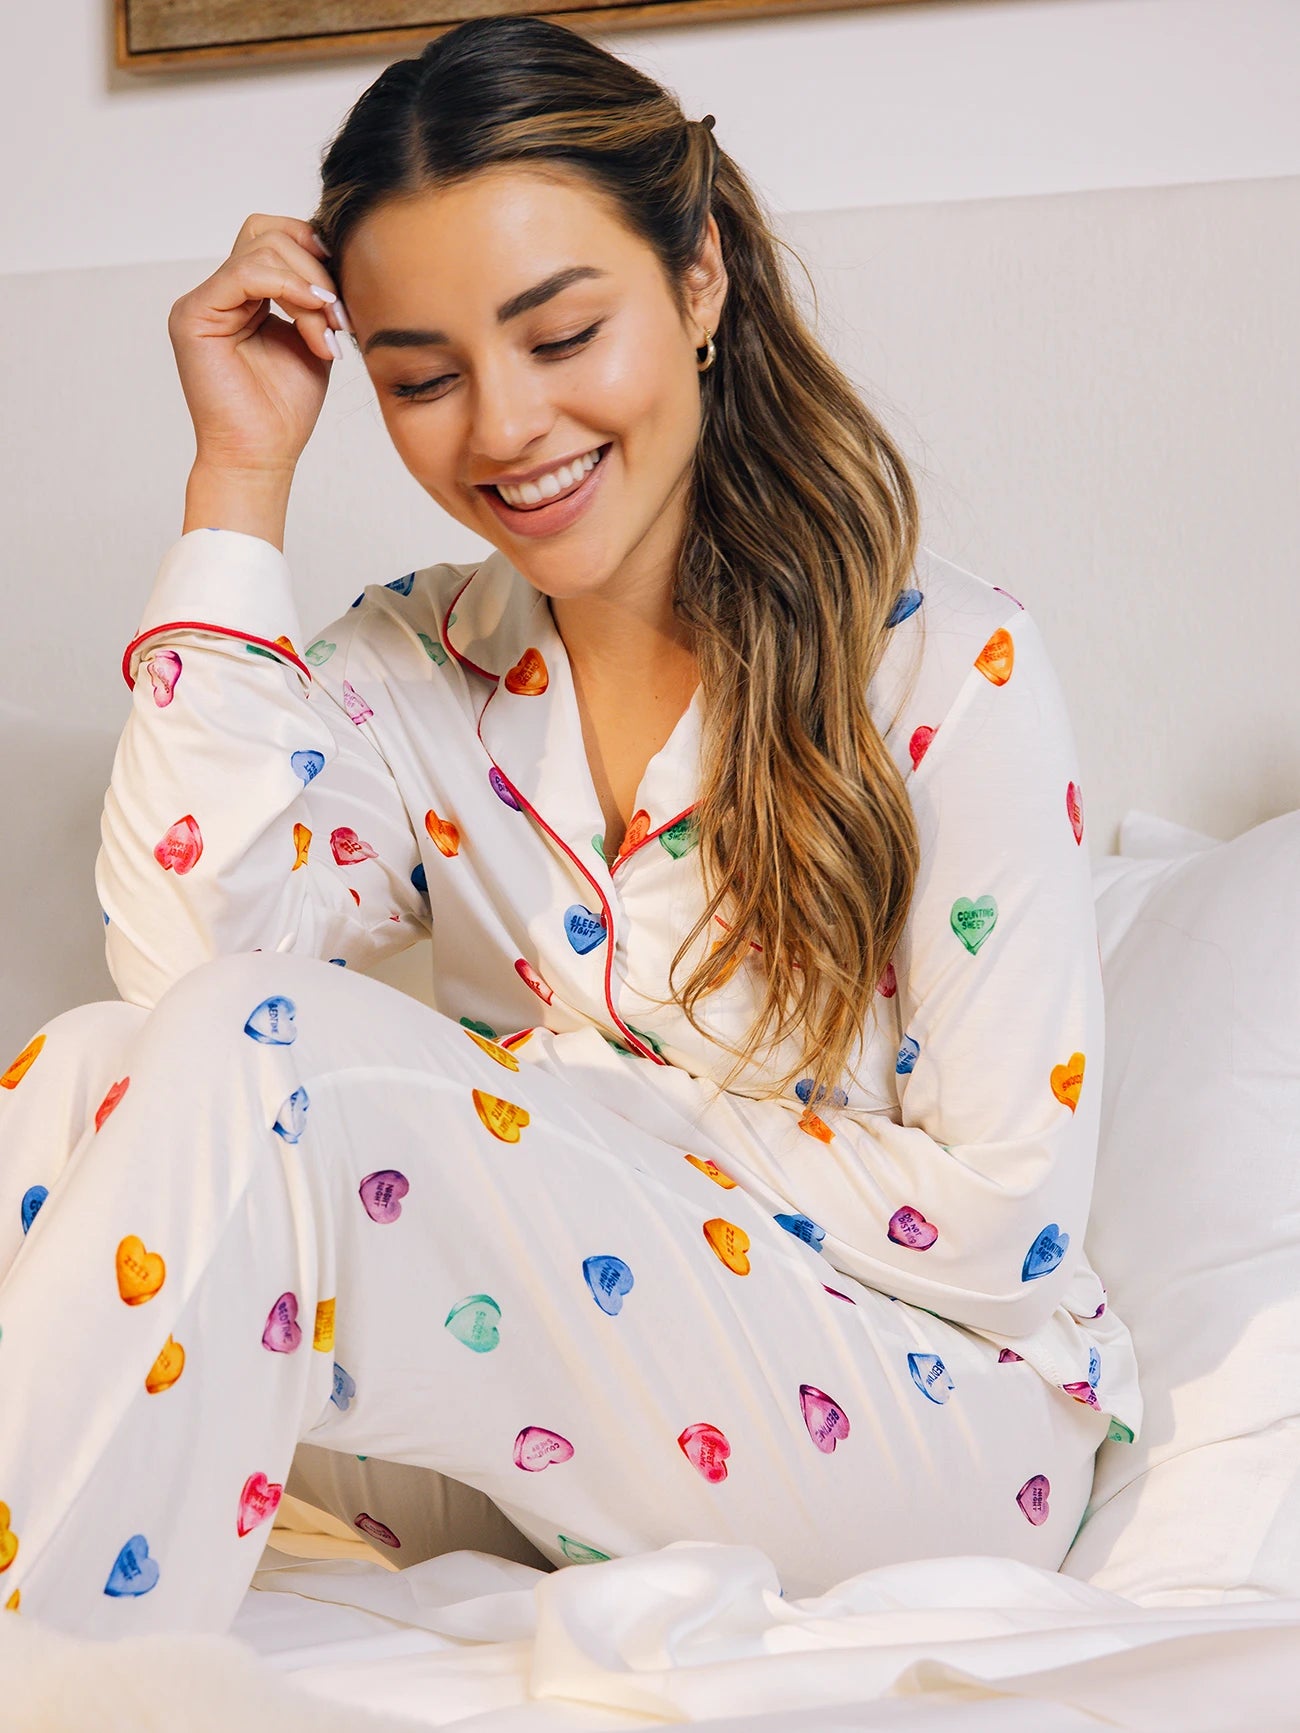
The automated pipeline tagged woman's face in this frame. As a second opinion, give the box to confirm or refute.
[341,165,727,613]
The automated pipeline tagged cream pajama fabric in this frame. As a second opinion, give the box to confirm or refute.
[0,530,1141,1636]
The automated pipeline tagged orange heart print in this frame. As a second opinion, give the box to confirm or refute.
[703,1217,751,1274]
[145,1335,185,1394]
[1,1034,45,1090]
[424,808,461,856]
[975,628,1015,686]
[116,1235,166,1305]
[292,823,311,869]
[1051,1052,1086,1112]
[617,808,651,858]
[313,1297,336,1352]
[0,1502,18,1574]
[463,1028,520,1071]
[798,1108,834,1144]
[472,1089,531,1142]
[504,647,548,695]
[684,1153,737,1189]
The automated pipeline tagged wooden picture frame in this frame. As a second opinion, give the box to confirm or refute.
[115,0,985,73]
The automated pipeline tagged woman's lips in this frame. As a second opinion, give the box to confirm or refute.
[480,444,611,538]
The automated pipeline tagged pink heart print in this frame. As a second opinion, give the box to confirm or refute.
[888,1206,939,1250]
[341,680,374,726]
[1017,1474,1051,1524]
[513,1426,574,1471]
[800,1383,851,1453]
[330,827,379,866]
[1062,1381,1099,1408]
[998,1348,1024,1363]
[358,1169,409,1223]
[237,1471,283,1537]
[262,1291,302,1353]
[877,961,897,998]
[678,1422,731,1483]
[154,815,203,874]
[354,1512,401,1548]
[144,649,182,707]
[1066,781,1084,845]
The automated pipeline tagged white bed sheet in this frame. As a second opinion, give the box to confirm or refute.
[232,1541,1300,1731]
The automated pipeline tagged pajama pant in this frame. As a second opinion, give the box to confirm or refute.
[0,952,1110,1637]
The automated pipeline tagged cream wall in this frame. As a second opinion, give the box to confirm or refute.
[2,0,1297,1044]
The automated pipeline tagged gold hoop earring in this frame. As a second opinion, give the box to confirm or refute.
[696,330,716,372]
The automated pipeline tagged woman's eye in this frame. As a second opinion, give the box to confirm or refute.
[392,322,603,401]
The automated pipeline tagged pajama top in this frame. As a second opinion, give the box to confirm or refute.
[97,528,1144,1444]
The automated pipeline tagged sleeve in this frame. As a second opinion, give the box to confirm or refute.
[95,527,431,1009]
[560,603,1105,1342]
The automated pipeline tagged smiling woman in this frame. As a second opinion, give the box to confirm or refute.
[0,9,1134,1643]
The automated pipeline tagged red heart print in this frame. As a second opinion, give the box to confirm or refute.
[154,815,202,873]
[330,827,378,866]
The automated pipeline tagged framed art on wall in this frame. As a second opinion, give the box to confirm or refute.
[116,0,1003,72]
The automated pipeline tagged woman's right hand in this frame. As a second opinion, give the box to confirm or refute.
[168,214,347,478]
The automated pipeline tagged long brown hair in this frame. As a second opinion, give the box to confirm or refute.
[312,15,925,1124]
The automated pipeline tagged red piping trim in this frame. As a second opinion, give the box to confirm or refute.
[122,621,312,690]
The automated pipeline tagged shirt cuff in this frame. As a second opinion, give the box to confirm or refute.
[122,528,312,691]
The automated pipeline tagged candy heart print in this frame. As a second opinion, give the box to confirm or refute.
[1050,1053,1085,1112]
[116,1235,165,1305]
[445,1294,502,1352]
[154,815,202,874]
[144,650,182,706]
[1066,780,1084,844]
[237,1472,283,1537]
[678,1422,731,1483]
[262,1292,302,1353]
[1016,1474,1051,1525]
[975,628,1015,685]
[504,647,548,695]
[514,1426,574,1471]
[359,1170,409,1223]
[583,1255,634,1315]
[1,1034,44,1090]
[888,1206,938,1251]
[515,959,554,1004]
[330,827,378,866]
[104,1535,159,1597]
[800,1384,851,1453]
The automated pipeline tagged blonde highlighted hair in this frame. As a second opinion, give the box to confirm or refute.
[312,15,925,1124]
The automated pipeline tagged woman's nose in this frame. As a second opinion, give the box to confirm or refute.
[466,359,556,463]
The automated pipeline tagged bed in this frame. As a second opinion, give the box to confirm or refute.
[4,757,1299,1728]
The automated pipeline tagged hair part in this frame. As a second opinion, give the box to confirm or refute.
[312,15,925,1126]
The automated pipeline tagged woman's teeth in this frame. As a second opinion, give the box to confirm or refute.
[496,446,604,508]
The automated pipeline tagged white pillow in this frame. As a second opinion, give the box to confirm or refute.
[1061,806,1300,1603]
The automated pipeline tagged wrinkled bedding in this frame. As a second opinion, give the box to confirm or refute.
[228,1540,1300,1730]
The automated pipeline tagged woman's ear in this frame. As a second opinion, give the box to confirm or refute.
[685,213,728,337]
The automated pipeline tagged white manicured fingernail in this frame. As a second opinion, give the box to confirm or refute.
[333,299,353,336]
[311,284,338,304]
[324,328,343,361]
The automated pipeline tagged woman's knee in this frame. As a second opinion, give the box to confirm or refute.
[3,999,147,1089]
[150,951,346,1042]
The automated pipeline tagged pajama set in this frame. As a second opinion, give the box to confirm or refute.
[0,527,1143,1638]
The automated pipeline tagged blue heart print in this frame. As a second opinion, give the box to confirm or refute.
[244,995,299,1046]
[104,1534,160,1597]
[385,573,415,595]
[896,1036,920,1074]
[564,904,607,955]
[774,1213,826,1252]
[20,1185,48,1234]
[411,861,428,895]
[583,1255,634,1315]
[907,1352,954,1404]
[328,959,347,967]
[290,749,325,785]
[272,1087,310,1144]
[1022,1224,1070,1281]
[886,588,923,628]
[1088,1345,1102,1386]
[331,1363,357,1411]
[794,1079,849,1108]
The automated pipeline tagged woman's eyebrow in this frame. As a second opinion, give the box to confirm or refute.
[363,265,610,355]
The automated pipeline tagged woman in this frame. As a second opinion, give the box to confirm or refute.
[0,15,1140,1638]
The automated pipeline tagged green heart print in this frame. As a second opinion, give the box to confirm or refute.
[305,638,338,665]
[659,815,699,859]
[950,895,998,954]
[444,1294,502,1352]
[459,1016,499,1041]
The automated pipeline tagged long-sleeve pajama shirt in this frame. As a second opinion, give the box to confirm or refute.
[0,528,1141,1636]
